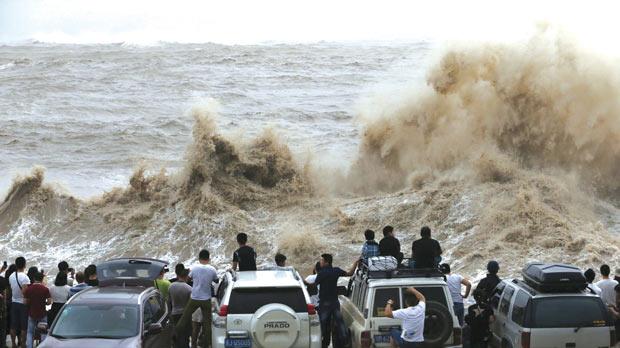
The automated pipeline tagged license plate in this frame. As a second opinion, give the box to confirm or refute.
[225,338,252,348]
[374,334,391,343]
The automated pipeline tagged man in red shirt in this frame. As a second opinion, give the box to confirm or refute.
[23,272,51,348]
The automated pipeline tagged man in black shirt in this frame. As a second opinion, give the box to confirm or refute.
[311,254,357,348]
[379,226,403,264]
[411,226,442,269]
[0,262,7,346]
[464,288,495,348]
[232,233,257,271]
[475,261,501,305]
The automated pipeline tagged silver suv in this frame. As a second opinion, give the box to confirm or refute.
[211,267,321,348]
[489,279,616,348]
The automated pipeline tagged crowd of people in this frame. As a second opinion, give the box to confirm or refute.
[0,257,100,348]
[0,227,618,348]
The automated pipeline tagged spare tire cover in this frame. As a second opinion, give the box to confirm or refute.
[423,301,453,347]
[251,303,301,348]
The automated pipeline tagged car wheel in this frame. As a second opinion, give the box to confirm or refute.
[422,301,453,348]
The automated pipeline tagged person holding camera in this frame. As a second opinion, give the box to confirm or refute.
[384,287,426,347]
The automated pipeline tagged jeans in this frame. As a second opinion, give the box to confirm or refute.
[389,329,423,348]
[453,302,464,327]
[175,299,211,348]
[390,328,404,346]
[318,301,347,348]
[26,317,46,348]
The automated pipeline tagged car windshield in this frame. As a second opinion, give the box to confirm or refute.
[530,296,608,328]
[51,304,140,339]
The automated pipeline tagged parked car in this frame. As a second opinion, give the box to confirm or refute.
[340,260,461,348]
[39,258,172,348]
[211,267,321,348]
[489,263,616,348]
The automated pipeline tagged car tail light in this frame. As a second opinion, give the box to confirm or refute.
[307,304,316,315]
[214,305,228,329]
[521,331,531,348]
[611,329,617,347]
[361,330,372,348]
[452,327,462,345]
[219,305,229,317]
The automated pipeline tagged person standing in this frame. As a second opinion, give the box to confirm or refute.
[304,262,322,309]
[584,268,602,296]
[23,272,51,348]
[464,288,495,348]
[84,265,99,287]
[474,261,501,305]
[67,272,90,299]
[169,268,192,348]
[175,250,218,348]
[47,273,70,324]
[385,287,426,347]
[4,265,16,348]
[596,264,619,306]
[379,226,402,264]
[411,226,442,269]
[56,262,73,286]
[232,233,257,271]
[440,263,471,327]
[309,254,357,348]
[154,266,171,302]
[360,229,380,261]
[0,262,8,348]
[9,257,30,348]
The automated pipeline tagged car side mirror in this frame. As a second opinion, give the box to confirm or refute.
[37,322,48,334]
[337,286,348,296]
[147,323,163,336]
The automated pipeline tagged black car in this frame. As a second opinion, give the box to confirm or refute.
[40,258,172,348]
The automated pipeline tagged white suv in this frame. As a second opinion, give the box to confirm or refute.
[211,267,321,348]
[340,265,461,347]
[489,279,616,348]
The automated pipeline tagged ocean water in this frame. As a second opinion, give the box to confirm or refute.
[0,42,431,198]
[0,37,618,278]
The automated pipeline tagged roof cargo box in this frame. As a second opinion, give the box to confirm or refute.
[522,263,586,293]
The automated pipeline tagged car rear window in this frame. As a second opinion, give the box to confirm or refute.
[414,286,448,308]
[530,297,608,328]
[228,287,307,314]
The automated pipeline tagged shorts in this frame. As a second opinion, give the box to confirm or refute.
[10,303,28,332]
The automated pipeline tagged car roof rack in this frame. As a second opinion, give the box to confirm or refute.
[356,258,445,280]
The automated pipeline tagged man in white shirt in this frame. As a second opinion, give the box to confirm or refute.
[596,264,619,306]
[385,286,426,348]
[174,249,218,348]
[9,257,30,348]
[440,263,471,327]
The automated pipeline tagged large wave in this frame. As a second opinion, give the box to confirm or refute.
[1,32,619,277]
[351,30,620,195]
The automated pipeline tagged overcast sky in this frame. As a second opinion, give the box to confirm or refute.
[1,0,619,52]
